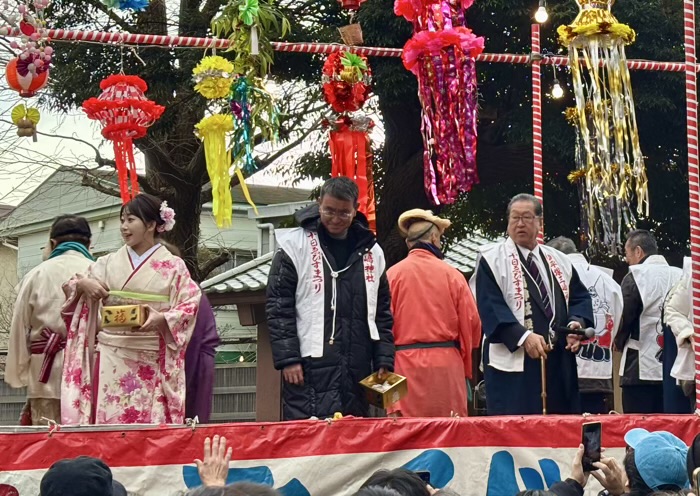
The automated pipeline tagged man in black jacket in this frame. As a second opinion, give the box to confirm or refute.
[266,177,395,420]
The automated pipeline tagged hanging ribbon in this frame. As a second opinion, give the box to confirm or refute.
[234,168,259,215]
[328,117,376,232]
[196,114,234,228]
[396,1,484,206]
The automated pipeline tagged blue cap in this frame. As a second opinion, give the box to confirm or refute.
[624,429,689,490]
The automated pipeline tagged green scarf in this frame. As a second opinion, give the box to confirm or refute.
[49,241,95,262]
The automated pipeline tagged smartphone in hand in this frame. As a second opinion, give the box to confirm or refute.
[582,422,602,472]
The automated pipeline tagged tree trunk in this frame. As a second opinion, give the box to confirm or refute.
[162,182,204,282]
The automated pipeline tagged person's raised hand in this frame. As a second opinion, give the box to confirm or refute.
[194,435,232,487]
[570,443,589,488]
[523,333,548,359]
[591,456,627,496]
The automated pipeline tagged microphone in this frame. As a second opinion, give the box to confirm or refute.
[553,326,596,339]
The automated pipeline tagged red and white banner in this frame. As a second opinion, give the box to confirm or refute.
[0,415,698,496]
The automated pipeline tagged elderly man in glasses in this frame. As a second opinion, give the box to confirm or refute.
[470,193,593,415]
[266,176,395,420]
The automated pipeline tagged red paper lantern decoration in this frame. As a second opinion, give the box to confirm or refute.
[83,75,165,203]
[338,0,365,10]
[5,58,49,98]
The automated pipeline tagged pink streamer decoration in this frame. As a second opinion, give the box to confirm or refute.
[396,0,484,205]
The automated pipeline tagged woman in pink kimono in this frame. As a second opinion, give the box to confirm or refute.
[61,193,201,425]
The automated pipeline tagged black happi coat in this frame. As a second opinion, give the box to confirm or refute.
[266,204,395,420]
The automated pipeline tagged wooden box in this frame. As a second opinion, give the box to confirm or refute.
[102,305,147,328]
[359,373,408,410]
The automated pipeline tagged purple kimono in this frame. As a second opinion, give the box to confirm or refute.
[185,294,220,423]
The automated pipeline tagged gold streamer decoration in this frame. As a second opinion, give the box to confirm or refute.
[196,114,235,228]
[558,0,648,256]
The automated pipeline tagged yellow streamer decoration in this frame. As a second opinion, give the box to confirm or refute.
[559,0,647,256]
[196,114,234,228]
[235,167,258,216]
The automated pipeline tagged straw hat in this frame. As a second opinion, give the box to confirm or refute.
[398,209,452,238]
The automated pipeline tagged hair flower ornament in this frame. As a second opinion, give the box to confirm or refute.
[159,201,176,232]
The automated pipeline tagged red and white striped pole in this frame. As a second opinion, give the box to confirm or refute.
[531,24,545,241]
[683,0,700,413]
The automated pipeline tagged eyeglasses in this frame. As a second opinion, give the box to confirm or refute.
[509,214,539,224]
[320,208,354,220]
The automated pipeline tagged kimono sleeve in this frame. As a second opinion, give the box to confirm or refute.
[474,257,528,352]
[5,275,34,388]
[567,267,594,328]
[163,258,201,350]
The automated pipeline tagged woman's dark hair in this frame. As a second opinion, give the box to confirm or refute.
[49,215,91,248]
[361,469,430,496]
[185,483,280,496]
[353,487,403,496]
[120,193,165,232]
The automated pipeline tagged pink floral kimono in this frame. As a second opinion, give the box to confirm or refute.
[61,245,201,425]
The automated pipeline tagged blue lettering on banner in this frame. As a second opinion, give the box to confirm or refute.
[486,451,562,496]
[182,466,309,496]
[182,449,455,495]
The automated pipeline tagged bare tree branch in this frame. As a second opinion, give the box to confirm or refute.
[200,249,233,280]
[0,119,116,169]
[81,171,122,199]
[81,0,135,32]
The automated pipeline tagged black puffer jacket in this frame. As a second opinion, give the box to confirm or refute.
[266,204,395,420]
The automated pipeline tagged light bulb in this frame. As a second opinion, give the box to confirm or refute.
[239,355,245,362]
[551,79,564,99]
[535,5,548,23]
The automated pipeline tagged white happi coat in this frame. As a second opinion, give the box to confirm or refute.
[276,228,384,358]
[470,237,573,372]
[567,253,623,380]
[621,255,682,381]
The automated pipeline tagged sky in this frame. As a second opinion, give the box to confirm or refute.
[0,83,322,207]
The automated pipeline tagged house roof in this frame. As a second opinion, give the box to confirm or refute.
[0,168,311,233]
[202,232,499,294]
[0,205,15,221]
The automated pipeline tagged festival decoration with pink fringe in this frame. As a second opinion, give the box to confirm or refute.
[395,0,484,205]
